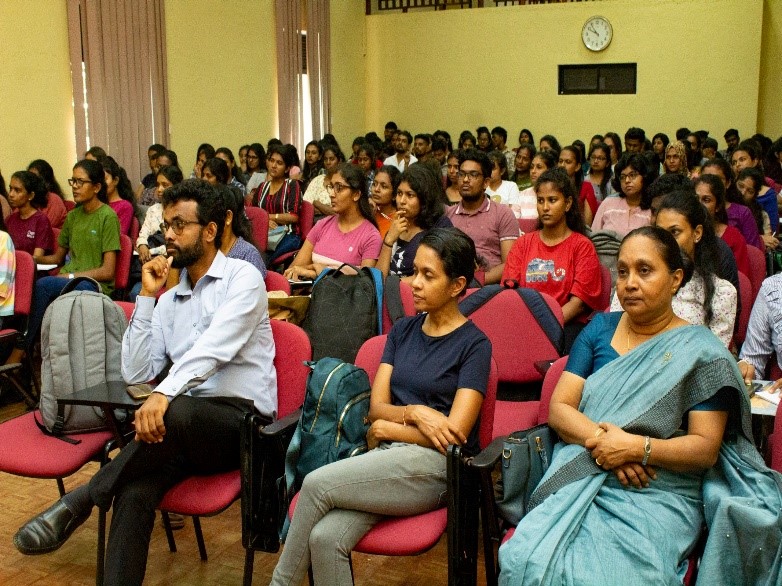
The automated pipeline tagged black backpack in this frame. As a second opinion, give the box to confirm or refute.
[302,264,383,363]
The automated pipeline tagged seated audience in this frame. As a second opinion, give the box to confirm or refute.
[539,134,561,156]
[736,166,778,237]
[377,164,452,279]
[511,143,535,190]
[284,163,381,280]
[370,165,401,240]
[739,272,782,384]
[500,225,777,584]
[558,145,598,226]
[445,151,462,205]
[7,159,120,365]
[271,227,491,586]
[217,184,266,277]
[458,131,476,150]
[356,143,377,193]
[6,171,54,258]
[138,150,178,206]
[603,132,622,167]
[651,132,670,169]
[383,130,417,172]
[139,143,167,192]
[502,168,603,351]
[446,148,518,284]
[300,140,324,193]
[513,150,557,220]
[244,143,268,198]
[101,156,136,236]
[664,141,690,177]
[303,144,344,219]
[26,159,68,229]
[485,151,521,207]
[251,144,303,262]
[136,165,183,263]
[190,142,215,179]
[694,174,750,278]
[215,147,247,194]
[701,158,763,250]
[586,142,616,201]
[592,153,653,237]
[612,190,736,346]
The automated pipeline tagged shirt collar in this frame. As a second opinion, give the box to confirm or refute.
[173,251,228,297]
[454,195,490,216]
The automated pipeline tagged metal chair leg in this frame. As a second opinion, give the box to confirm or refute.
[96,508,106,586]
[193,516,207,561]
[243,548,255,586]
[162,512,177,552]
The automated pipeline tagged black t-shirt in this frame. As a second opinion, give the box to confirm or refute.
[381,314,492,453]
[390,215,452,277]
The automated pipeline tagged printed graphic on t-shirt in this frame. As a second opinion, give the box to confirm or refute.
[526,258,565,283]
[26,230,36,240]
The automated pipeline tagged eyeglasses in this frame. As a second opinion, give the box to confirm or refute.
[161,219,201,235]
[246,154,259,160]
[325,182,351,194]
[590,156,607,162]
[619,172,641,182]
[457,170,483,181]
[67,178,94,188]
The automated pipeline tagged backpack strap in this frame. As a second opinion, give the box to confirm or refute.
[384,274,405,325]
[459,280,564,354]
[58,276,101,296]
[33,410,81,445]
[365,267,384,334]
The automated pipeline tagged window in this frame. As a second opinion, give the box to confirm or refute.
[558,63,637,95]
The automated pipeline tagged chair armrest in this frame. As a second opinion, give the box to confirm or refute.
[467,435,506,470]
[258,409,301,437]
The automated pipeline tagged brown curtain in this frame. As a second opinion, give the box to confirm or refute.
[275,0,303,147]
[67,0,169,183]
[307,0,332,141]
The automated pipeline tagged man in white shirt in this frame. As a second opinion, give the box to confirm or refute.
[15,179,277,585]
[383,130,417,171]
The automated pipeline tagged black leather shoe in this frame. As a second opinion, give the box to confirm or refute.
[13,500,91,555]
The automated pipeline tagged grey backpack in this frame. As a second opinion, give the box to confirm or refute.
[38,278,128,436]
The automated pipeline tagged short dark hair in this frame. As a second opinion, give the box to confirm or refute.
[162,179,226,248]
[420,227,477,296]
[196,143,215,160]
[398,130,413,145]
[385,121,398,131]
[458,148,492,179]
[157,165,183,186]
[675,128,691,141]
[414,133,432,145]
[431,138,447,153]
[203,157,230,184]
[703,137,719,151]
[149,143,167,157]
[625,127,646,143]
[647,171,693,201]
[724,128,739,139]
[267,143,298,169]
[491,126,507,142]
[539,134,562,155]
[612,153,654,209]
[694,174,728,224]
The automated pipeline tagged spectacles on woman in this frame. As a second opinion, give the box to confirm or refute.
[325,182,351,194]
[67,178,94,188]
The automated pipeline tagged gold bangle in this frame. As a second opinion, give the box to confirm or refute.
[402,406,408,427]
[594,427,604,437]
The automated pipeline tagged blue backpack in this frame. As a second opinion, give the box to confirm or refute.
[280,357,372,538]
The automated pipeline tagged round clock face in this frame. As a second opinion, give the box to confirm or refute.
[582,16,612,52]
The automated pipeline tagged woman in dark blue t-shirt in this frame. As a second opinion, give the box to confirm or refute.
[271,228,492,585]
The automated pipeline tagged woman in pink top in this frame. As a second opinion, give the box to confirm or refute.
[101,156,135,236]
[592,153,653,237]
[284,163,381,280]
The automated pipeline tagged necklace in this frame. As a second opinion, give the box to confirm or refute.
[378,209,394,221]
[626,318,673,351]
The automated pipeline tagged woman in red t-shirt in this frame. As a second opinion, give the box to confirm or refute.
[502,167,603,351]
[6,170,54,258]
[694,174,750,278]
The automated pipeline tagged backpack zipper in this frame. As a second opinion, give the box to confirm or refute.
[335,390,371,447]
[309,362,347,432]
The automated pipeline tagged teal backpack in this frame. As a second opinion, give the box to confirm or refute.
[280,357,372,538]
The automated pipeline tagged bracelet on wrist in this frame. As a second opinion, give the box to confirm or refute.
[641,436,651,466]
[402,405,408,427]
[383,239,394,248]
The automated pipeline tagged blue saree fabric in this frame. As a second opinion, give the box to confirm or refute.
[499,324,782,585]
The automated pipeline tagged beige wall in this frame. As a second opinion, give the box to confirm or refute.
[164,0,277,169]
[0,1,76,190]
[365,0,764,148]
[759,0,782,137]
[329,2,368,145]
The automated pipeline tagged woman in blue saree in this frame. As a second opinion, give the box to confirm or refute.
[499,225,782,585]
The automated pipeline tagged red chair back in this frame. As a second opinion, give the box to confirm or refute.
[735,272,752,346]
[298,201,315,241]
[465,289,564,384]
[271,320,311,419]
[264,271,291,295]
[518,217,538,234]
[114,301,135,322]
[381,279,416,334]
[597,264,611,311]
[245,207,269,252]
[537,356,569,425]
[746,245,766,300]
[771,405,782,472]
[354,335,498,449]
[13,251,35,317]
[130,215,140,241]
[63,200,75,211]
[115,234,133,291]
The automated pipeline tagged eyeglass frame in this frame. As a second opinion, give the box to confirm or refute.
[160,219,202,235]
[325,182,352,194]
[67,177,95,188]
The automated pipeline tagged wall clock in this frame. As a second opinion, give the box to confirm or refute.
[582,16,612,52]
